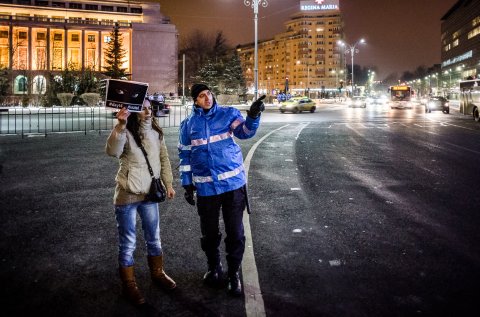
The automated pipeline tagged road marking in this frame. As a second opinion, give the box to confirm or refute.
[445,141,480,155]
[295,122,310,140]
[243,124,290,317]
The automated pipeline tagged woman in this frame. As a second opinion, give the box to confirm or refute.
[106,99,176,306]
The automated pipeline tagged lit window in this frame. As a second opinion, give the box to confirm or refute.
[468,26,480,39]
[14,75,28,94]
[33,75,46,94]
[473,16,480,27]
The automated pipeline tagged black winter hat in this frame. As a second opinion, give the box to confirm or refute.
[191,83,210,100]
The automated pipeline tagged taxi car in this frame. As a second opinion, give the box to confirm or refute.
[279,96,316,113]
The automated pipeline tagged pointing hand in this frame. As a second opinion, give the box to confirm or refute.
[247,95,266,118]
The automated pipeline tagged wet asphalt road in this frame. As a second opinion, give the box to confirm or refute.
[1,103,480,317]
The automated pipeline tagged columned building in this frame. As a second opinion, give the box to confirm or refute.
[237,0,343,97]
[441,0,480,93]
[0,0,178,96]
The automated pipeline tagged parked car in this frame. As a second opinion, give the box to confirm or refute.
[347,96,367,108]
[425,96,449,114]
[279,96,316,113]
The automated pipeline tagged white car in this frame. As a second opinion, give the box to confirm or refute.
[347,96,367,108]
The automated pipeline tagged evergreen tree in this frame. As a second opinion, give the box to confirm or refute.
[103,23,128,79]
[223,51,246,95]
[77,67,100,95]
[194,59,220,95]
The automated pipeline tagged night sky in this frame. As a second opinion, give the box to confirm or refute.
[157,0,458,80]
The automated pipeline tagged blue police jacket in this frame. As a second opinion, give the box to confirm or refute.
[178,102,260,196]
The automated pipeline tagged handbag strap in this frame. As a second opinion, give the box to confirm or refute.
[131,133,155,178]
[139,145,155,178]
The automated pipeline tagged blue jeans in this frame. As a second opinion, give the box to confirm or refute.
[115,201,162,267]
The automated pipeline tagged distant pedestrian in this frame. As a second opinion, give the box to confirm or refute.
[178,83,265,296]
[106,98,176,306]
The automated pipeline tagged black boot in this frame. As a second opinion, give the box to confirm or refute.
[227,272,242,296]
[203,262,224,288]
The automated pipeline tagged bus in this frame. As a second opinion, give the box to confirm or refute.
[388,85,414,109]
[459,79,480,122]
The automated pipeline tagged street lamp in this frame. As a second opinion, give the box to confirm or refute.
[244,0,268,100]
[337,39,365,96]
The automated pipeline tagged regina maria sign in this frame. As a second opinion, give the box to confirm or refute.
[300,0,340,11]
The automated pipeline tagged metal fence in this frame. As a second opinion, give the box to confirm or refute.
[0,106,190,137]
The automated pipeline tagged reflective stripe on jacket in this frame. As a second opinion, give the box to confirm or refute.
[178,103,260,196]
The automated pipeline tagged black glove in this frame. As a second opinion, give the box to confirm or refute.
[183,184,196,206]
[247,95,266,118]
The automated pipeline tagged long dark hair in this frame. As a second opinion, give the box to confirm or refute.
[126,108,164,146]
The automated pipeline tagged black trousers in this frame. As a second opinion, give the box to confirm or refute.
[197,187,246,275]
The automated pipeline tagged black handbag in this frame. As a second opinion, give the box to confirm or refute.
[148,176,166,202]
[137,141,166,203]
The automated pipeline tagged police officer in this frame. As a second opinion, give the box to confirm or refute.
[178,83,265,296]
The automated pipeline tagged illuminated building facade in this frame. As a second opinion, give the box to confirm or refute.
[441,0,480,84]
[237,0,343,96]
[0,0,177,96]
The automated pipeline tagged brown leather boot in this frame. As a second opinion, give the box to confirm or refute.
[147,255,176,290]
[119,266,145,306]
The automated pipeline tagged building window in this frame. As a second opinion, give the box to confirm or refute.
[86,48,96,68]
[104,35,111,43]
[68,17,83,24]
[0,46,8,68]
[69,48,80,69]
[33,75,46,94]
[52,48,63,70]
[131,7,142,14]
[14,75,28,94]
[36,32,45,41]
[473,16,480,27]
[69,3,82,9]
[101,6,114,12]
[453,39,459,47]
[54,33,62,41]
[17,46,27,69]
[85,4,98,10]
[102,19,114,25]
[117,6,127,12]
[87,34,95,42]
[52,2,65,8]
[71,34,79,42]
[18,31,27,39]
[85,18,98,25]
[35,47,46,70]
[468,26,480,39]
[0,30,7,38]
[35,1,48,6]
